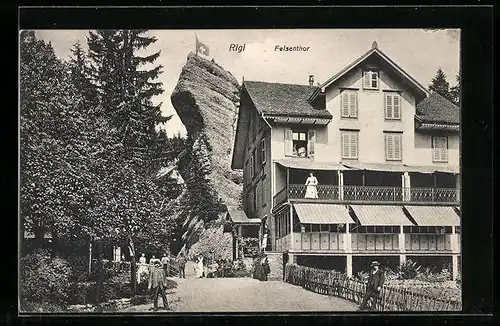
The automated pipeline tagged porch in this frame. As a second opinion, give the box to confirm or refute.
[273,159,460,207]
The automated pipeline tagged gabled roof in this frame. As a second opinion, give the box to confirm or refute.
[225,209,261,224]
[416,92,460,125]
[243,81,332,119]
[311,42,430,103]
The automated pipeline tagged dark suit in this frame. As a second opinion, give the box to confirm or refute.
[360,268,385,310]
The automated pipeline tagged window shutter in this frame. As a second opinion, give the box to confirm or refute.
[385,94,393,119]
[349,92,357,117]
[363,71,370,89]
[441,138,448,161]
[350,132,358,158]
[385,134,393,160]
[308,130,315,156]
[284,129,293,156]
[393,94,401,119]
[261,181,266,206]
[342,133,350,158]
[341,91,349,117]
[261,138,266,164]
[394,134,401,160]
[432,137,439,161]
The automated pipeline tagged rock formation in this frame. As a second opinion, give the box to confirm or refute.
[170,53,242,258]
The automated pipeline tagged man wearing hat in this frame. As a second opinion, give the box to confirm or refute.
[359,260,385,311]
[148,259,170,311]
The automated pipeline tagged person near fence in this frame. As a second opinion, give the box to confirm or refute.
[262,253,271,281]
[148,260,170,311]
[149,255,157,265]
[161,253,170,277]
[137,253,148,283]
[304,172,319,199]
[359,261,385,311]
[178,253,186,278]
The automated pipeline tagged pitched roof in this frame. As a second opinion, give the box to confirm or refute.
[226,209,261,224]
[416,92,460,124]
[243,81,332,118]
[315,44,430,102]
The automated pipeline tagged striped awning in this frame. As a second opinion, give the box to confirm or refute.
[350,205,414,226]
[341,161,459,174]
[275,158,348,171]
[293,203,353,224]
[404,206,460,226]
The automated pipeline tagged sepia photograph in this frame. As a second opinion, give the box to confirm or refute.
[19,28,462,314]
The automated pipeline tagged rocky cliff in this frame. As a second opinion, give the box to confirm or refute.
[170,53,242,258]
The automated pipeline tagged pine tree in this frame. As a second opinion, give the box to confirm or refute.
[429,68,452,102]
[449,72,461,106]
[87,30,171,168]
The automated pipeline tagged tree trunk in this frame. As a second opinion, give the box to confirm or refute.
[95,239,104,304]
[34,225,45,250]
[128,238,137,294]
[50,230,58,258]
[88,240,93,276]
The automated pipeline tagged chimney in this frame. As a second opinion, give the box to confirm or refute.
[308,75,314,86]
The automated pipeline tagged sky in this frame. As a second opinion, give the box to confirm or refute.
[35,29,460,137]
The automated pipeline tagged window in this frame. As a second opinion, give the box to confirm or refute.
[432,136,448,162]
[385,132,402,161]
[261,138,266,165]
[341,131,359,159]
[284,129,315,157]
[385,92,401,120]
[252,187,257,212]
[363,70,379,90]
[341,90,358,118]
[249,153,255,178]
[261,181,266,207]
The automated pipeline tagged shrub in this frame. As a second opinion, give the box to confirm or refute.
[20,249,73,310]
[397,259,421,280]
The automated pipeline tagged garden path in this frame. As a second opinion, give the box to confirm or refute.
[119,261,358,312]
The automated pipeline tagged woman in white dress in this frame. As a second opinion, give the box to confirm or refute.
[137,253,148,283]
[304,172,319,199]
[196,256,204,278]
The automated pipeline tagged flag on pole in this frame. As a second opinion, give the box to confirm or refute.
[195,35,210,57]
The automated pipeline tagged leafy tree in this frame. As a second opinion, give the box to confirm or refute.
[429,67,452,102]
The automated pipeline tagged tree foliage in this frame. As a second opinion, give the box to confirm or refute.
[428,67,452,102]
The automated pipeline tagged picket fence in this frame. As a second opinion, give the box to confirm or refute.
[284,264,461,311]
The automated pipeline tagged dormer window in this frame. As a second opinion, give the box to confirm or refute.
[363,70,379,90]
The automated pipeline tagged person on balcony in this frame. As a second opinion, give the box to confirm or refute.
[359,261,385,311]
[304,172,319,199]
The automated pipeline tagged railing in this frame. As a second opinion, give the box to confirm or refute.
[274,186,288,207]
[344,185,403,202]
[410,187,458,203]
[284,264,462,311]
[272,184,458,205]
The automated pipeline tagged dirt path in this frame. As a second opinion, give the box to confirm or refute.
[120,261,358,312]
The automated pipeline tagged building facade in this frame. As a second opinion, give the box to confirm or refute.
[231,42,460,279]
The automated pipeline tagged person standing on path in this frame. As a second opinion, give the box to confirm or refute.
[359,261,385,311]
[161,253,170,278]
[262,253,270,281]
[148,260,170,311]
[177,253,187,278]
[195,256,204,278]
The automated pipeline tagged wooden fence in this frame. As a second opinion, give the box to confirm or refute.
[284,264,461,311]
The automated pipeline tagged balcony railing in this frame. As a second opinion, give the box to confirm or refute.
[273,184,459,206]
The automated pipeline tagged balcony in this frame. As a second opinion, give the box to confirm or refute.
[273,184,459,207]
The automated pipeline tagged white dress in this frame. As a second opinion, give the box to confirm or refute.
[304,176,319,198]
[196,257,204,278]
